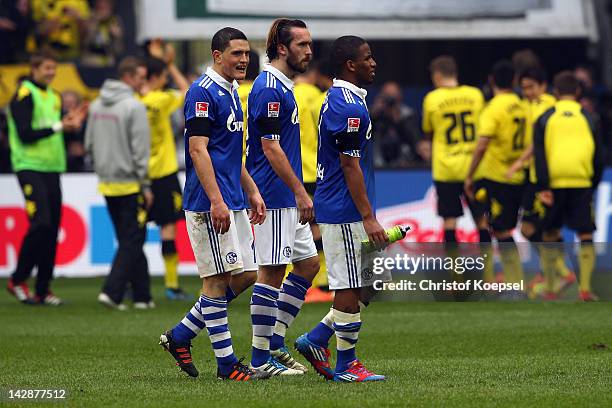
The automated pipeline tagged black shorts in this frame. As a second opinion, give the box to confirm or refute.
[434,181,486,221]
[520,182,546,225]
[542,188,595,233]
[149,172,183,226]
[304,182,317,197]
[479,179,524,232]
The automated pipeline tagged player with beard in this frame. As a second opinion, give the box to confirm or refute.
[245,18,320,376]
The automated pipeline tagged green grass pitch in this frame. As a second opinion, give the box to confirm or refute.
[1,276,611,407]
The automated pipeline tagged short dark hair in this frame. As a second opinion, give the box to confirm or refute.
[211,27,247,53]
[491,60,514,89]
[330,35,367,76]
[519,66,547,84]
[429,55,457,77]
[118,56,146,78]
[245,49,260,81]
[30,50,58,68]
[266,18,307,61]
[553,71,579,96]
[146,57,167,80]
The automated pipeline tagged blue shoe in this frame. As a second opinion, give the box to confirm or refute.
[294,334,334,380]
[333,360,385,382]
[165,288,192,301]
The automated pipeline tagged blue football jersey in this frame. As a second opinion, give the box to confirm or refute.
[183,68,245,212]
[246,65,302,209]
[314,80,375,224]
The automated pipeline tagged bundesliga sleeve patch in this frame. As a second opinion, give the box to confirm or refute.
[347,117,360,132]
[268,102,280,118]
[195,102,209,118]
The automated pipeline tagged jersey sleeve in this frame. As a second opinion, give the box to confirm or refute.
[328,101,363,158]
[421,93,433,134]
[478,103,499,138]
[164,90,185,115]
[184,85,214,138]
[251,87,283,140]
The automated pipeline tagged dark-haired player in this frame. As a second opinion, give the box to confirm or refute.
[159,27,269,381]
[245,18,320,377]
[465,60,527,294]
[295,35,386,382]
[506,67,575,297]
[139,51,191,301]
[534,71,604,301]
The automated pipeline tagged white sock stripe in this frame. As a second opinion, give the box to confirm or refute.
[181,318,202,333]
[337,332,359,340]
[278,293,304,308]
[214,345,235,358]
[209,331,232,343]
[252,324,274,336]
[205,317,228,327]
[252,335,270,350]
[276,310,294,326]
[188,307,206,323]
[251,305,277,316]
[201,305,226,315]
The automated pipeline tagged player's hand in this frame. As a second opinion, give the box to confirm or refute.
[505,160,522,180]
[464,177,475,201]
[538,190,554,207]
[210,200,231,234]
[247,192,266,225]
[142,188,154,210]
[363,215,388,250]
[296,190,314,224]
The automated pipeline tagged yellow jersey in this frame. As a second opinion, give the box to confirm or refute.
[237,81,254,164]
[294,83,324,184]
[524,93,556,183]
[138,89,184,179]
[478,92,527,185]
[534,99,600,189]
[422,85,485,182]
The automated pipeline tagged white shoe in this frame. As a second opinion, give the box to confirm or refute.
[98,293,128,311]
[271,346,308,372]
[134,301,156,310]
[250,356,304,376]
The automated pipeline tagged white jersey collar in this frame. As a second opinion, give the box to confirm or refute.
[206,67,239,93]
[333,79,367,100]
[263,64,294,90]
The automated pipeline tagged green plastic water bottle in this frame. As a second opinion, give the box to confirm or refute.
[361,225,410,252]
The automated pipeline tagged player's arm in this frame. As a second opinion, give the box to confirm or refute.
[165,43,190,94]
[129,102,154,208]
[584,109,605,188]
[261,139,313,223]
[240,163,266,225]
[464,136,491,200]
[533,112,553,206]
[505,144,533,180]
[185,91,230,233]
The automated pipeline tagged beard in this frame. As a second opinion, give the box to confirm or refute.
[287,53,309,74]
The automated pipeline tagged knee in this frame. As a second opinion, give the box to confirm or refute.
[520,223,535,239]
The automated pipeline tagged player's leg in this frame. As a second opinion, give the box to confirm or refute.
[270,221,318,370]
[128,191,152,308]
[8,171,48,304]
[490,181,524,291]
[249,208,303,376]
[569,188,598,301]
[435,181,463,243]
[539,189,566,298]
[469,180,494,283]
[225,210,258,302]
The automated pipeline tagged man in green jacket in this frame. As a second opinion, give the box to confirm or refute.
[6,51,83,305]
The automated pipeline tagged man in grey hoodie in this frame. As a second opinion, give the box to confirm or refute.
[85,56,154,310]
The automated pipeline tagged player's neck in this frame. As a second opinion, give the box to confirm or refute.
[436,78,458,88]
[558,95,576,101]
[337,74,359,88]
[493,87,513,96]
[270,59,296,80]
[212,65,234,83]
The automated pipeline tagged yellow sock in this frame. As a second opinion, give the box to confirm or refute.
[539,244,557,293]
[555,250,572,278]
[578,242,595,292]
[163,252,179,289]
[499,241,524,284]
[311,250,328,287]
[482,244,494,283]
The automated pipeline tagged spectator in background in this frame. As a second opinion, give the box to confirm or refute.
[575,64,601,120]
[6,51,85,306]
[85,56,153,310]
[139,48,191,301]
[33,0,90,60]
[0,0,34,63]
[370,81,421,167]
[81,0,123,67]
[61,90,87,172]
[0,110,10,173]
